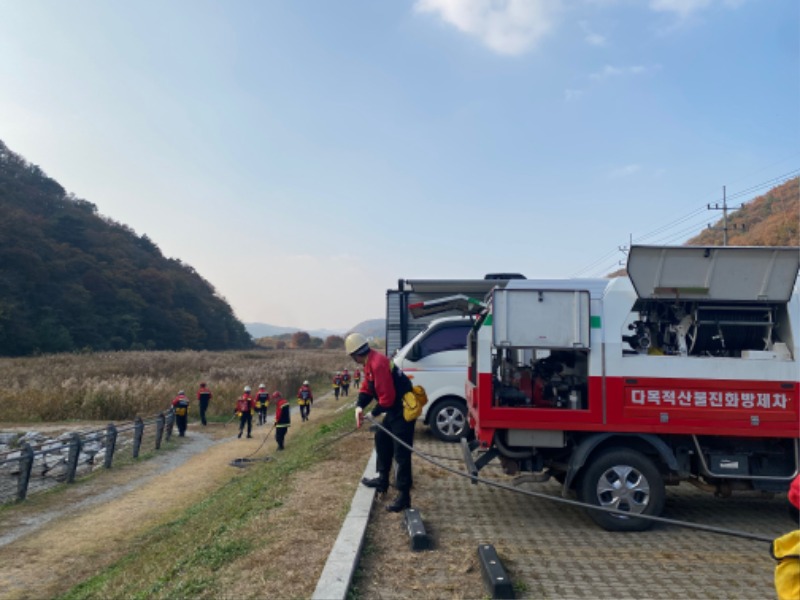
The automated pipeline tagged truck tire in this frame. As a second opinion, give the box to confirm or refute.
[429,398,467,443]
[578,447,665,532]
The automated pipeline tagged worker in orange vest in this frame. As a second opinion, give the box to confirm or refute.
[341,368,351,397]
[254,384,270,426]
[332,371,342,400]
[297,380,313,422]
[171,390,190,437]
[234,386,255,439]
[273,391,291,450]
[196,382,212,426]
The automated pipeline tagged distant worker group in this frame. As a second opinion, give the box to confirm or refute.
[167,377,318,453]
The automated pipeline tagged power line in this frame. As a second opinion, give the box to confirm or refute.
[572,168,799,276]
[569,248,621,277]
[726,168,800,201]
[632,206,708,244]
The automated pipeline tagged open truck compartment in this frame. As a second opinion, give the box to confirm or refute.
[623,245,800,358]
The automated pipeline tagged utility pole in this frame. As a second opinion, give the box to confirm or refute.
[617,234,632,267]
[707,186,744,246]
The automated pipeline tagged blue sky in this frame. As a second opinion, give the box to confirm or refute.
[1,0,797,331]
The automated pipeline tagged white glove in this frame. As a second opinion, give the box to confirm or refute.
[355,406,364,429]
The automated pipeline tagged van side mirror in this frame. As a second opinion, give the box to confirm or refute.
[407,342,422,362]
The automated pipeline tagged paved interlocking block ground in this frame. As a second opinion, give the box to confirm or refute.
[357,428,791,599]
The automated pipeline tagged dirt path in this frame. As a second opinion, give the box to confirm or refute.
[0,394,362,600]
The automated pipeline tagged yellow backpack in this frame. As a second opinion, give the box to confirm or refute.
[402,385,428,422]
[772,529,800,600]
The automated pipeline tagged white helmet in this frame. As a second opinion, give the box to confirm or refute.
[244,386,251,393]
[345,333,369,355]
[303,380,309,385]
[259,383,266,389]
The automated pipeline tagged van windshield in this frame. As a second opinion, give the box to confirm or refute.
[416,324,471,359]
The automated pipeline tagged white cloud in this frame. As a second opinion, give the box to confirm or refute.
[589,64,655,80]
[608,164,641,179]
[414,0,561,56]
[564,88,584,102]
[649,0,713,18]
[579,20,607,46]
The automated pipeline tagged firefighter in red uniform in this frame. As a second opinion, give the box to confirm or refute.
[171,390,190,437]
[346,333,415,512]
[254,384,270,426]
[341,368,351,397]
[297,380,313,422]
[332,371,342,400]
[772,474,800,600]
[196,382,212,426]
[353,368,361,389]
[274,391,291,450]
[235,386,255,439]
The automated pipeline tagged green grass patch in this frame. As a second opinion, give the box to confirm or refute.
[58,407,356,600]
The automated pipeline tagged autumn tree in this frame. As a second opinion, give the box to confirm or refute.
[291,331,311,348]
[324,335,344,350]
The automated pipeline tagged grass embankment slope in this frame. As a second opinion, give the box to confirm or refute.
[58,406,369,600]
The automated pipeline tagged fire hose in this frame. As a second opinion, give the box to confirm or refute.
[362,414,777,544]
[230,422,276,467]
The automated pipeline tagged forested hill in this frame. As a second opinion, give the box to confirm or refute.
[0,140,252,356]
[686,177,799,246]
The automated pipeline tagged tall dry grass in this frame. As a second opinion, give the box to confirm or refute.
[0,348,353,422]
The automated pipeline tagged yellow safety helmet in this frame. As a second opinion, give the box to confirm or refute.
[345,333,369,356]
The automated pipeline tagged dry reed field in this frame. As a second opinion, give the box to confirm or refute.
[0,349,351,422]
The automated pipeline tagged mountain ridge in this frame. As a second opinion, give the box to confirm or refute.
[0,139,252,355]
[245,318,385,341]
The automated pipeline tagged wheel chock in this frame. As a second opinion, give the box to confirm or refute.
[477,544,514,599]
[403,508,431,551]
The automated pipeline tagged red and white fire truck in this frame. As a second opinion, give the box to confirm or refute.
[415,246,800,531]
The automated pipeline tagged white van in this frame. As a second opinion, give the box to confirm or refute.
[392,316,471,442]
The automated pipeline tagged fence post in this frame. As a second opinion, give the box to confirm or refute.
[132,417,144,458]
[155,413,165,449]
[65,433,81,483]
[104,423,117,469]
[165,409,175,442]
[16,443,34,502]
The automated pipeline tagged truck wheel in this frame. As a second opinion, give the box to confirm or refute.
[429,398,467,443]
[578,448,665,532]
